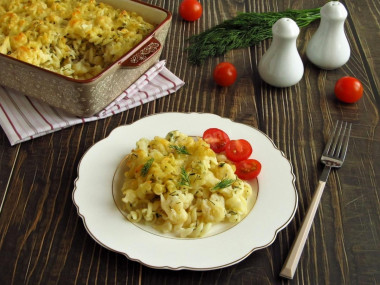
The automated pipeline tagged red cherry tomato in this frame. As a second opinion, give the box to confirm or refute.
[213,62,237,87]
[334,76,363,103]
[235,159,262,180]
[225,139,252,162]
[179,0,203,22]
[203,128,230,153]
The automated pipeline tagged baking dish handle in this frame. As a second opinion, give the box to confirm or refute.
[121,37,161,68]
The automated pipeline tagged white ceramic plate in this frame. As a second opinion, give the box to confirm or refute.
[73,113,298,270]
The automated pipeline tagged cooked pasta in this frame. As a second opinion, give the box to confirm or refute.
[0,0,155,79]
[120,131,257,238]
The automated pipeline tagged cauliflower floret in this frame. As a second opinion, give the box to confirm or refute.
[160,191,194,225]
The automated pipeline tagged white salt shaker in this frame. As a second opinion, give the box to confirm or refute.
[258,18,304,88]
[306,1,350,70]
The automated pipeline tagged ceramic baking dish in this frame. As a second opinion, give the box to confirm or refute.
[0,0,171,117]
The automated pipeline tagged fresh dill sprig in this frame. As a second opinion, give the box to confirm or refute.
[186,8,321,65]
[212,178,235,191]
[179,167,190,186]
[170,145,191,155]
[141,158,154,177]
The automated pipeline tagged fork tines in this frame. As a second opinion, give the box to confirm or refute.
[323,121,352,161]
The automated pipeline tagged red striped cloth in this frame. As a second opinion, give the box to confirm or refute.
[0,60,184,145]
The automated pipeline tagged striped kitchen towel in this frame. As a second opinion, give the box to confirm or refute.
[0,60,184,146]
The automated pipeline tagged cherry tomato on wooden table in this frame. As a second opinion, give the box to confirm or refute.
[334,76,363,103]
[202,128,230,153]
[225,139,252,162]
[235,159,262,180]
[213,62,237,87]
[179,0,203,22]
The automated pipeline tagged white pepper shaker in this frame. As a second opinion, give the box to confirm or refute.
[258,18,304,88]
[306,1,350,70]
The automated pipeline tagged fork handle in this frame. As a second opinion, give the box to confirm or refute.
[280,180,326,279]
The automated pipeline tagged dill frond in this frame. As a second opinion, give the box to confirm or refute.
[212,178,235,191]
[141,158,154,177]
[186,8,321,64]
[170,145,191,155]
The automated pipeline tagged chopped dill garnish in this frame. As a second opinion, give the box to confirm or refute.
[165,131,176,142]
[179,167,190,186]
[170,145,191,155]
[208,199,215,205]
[212,178,235,191]
[141,158,154,177]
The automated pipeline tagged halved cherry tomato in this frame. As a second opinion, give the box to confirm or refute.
[225,139,252,162]
[179,0,203,22]
[235,159,262,180]
[203,128,230,153]
[334,76,363,103]
[213,62,237,87]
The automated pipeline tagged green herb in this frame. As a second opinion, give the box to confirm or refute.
[186,8,321,65]
[179,167,190,186]
[212,178,235,191]
[166,131,175,142]
[141,158,154,176]
[170,145,191,155]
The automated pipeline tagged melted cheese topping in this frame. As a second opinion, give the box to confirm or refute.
[0,0,155,79]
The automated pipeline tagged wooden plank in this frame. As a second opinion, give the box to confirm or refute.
[0,0,379,284]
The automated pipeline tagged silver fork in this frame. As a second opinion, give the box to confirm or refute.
[280,121,352,279]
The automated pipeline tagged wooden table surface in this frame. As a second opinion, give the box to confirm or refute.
[1,0,379,284]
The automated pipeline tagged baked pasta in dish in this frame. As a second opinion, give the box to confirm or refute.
[0,0,155,79]
[120,131,257,238]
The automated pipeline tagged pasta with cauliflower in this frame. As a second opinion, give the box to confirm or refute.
[120,131,258,238]
[0,0,154,79]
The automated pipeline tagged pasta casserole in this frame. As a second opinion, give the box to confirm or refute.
[120,131,257,238]
[0,0,155,79]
